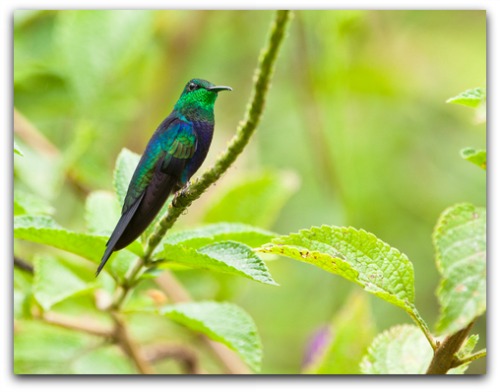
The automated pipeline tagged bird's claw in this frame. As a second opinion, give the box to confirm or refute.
[172,181,191,208]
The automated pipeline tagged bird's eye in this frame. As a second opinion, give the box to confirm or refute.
[188,82,198,92]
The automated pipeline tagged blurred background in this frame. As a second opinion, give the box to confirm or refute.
[14,10,486,373]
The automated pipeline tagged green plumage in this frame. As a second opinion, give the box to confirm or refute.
[97,79,231,276]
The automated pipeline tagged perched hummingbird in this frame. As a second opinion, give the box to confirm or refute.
[96,79,232,276]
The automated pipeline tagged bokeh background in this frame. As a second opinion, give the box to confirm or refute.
[14,10,486,373]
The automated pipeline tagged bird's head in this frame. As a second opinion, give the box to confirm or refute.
[175,79,232,119]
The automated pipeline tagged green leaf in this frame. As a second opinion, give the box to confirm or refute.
[447,88,486,108]
[71,346,136,374]
[14,320,100,374]
[259,226,415,311]
[14,268,33,319]
[161,301,262,372]
[33,255,92,310]
[360,325,432,374]
[14,140,24,156]
[434,203,486,335]
[14,189,54,216]
[113,148,140,206]
[14,215,141,279]
[203,170,299,229]
[85,190,121,235]
[55,10,152,105]
[162,223,276,249]
[157,241,277,286]
[448,334,479,374]
[460,148,486,170]
[305,291,376,374]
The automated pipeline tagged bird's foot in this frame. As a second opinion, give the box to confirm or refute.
[172,181,191,208]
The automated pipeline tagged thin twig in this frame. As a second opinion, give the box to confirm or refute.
[143,343,204,374]
[407,305,437,351]
[14,256,34,274]
[452,348,487,367]
[112,312,155,374]
[41,312,113,338]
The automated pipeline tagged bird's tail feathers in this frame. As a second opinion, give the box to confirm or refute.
[95,192,145,276]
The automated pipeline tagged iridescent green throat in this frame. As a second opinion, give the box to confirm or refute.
[174,89,217,122]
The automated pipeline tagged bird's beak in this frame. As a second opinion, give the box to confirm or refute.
[208,85,232,92]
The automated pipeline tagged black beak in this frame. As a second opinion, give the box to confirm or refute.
[208,85,232,92]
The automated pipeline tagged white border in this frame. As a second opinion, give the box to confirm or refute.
[3,1,496,391]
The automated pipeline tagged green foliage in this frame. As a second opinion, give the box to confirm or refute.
[203,171,299,229]
[161,301,262,372]
[446,87,486,108]
[113,148,140,206]
[85,191,121,235]
[158,241,277,285]
[447,87,486,123]
[13,10,486,375]
[360,325,432,374]
[14,140,23,156]
[33,255,93,310]
[259,226,415,311]
[461,147,486,170]
[14,269,33,319]
[162,223,275,249]
[14,321,100,374]
[55,11,153,107]
[433,203,486,335]
[71,346,136,374]
[14,215,141,279]
[305,291,376,374]
[14,188,54,216]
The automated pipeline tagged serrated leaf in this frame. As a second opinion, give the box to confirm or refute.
[113,148,140,206]
[85,190,121,235]
[14,215,141,279]
[447,88,486,108]
[33,255,92,310]
[460,148,486,170]
[203,170,299,229]
[259,226,414,311]
[361,325,432,374]
[434,203,486,335]
[14,320,99,374]
[161,301,262,372]
[71,346,136,374]
[305,291,376,374]
[14,189,54,216]
[161,223,275,249]
[157,241,277,286]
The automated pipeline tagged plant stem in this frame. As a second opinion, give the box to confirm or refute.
[41,312,113,338]
[112,312,155,374]
[426,321,475,374]
[144,10,292,259]
[105,10,292,375]
[406,305,437,351]
[453,348,486,367]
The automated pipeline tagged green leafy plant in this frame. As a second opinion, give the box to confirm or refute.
[13,11,486,375]
[261,87,486,374]
[14,10,292,374]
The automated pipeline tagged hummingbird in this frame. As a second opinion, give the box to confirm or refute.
[96,78,232,276]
